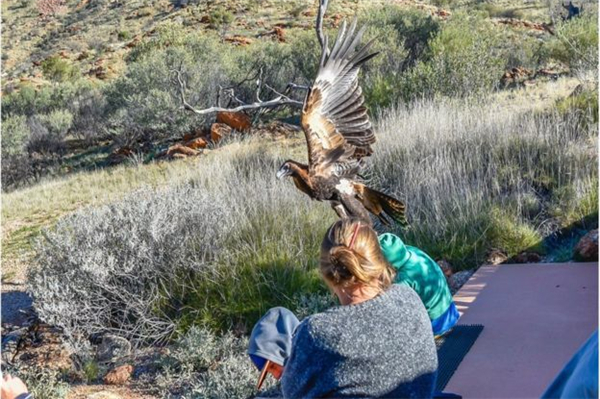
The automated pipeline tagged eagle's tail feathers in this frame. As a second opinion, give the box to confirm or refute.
[362,186,408,227]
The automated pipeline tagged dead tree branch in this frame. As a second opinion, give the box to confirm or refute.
[173,68,303,115]
[316,0,330,67]
[175,0,330,116]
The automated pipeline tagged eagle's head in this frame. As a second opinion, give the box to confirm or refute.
[276,161,295,180]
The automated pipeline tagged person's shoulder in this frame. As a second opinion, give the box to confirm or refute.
[386,283,426,306]
[292,314,335,351]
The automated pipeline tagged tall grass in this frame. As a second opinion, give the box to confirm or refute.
[370,98,597,266]
[29,95,597,348]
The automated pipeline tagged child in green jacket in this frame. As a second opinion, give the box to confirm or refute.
[379,233,459,336]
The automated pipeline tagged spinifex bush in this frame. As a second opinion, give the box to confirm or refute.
[29,142,332,345]
[156,326,264,398]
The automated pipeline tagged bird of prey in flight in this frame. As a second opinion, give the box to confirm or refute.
[276,19,407,226]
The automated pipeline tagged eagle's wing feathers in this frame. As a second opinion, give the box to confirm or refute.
[301,19,378,177]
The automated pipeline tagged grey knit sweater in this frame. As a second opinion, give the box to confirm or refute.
[280,284,438,398]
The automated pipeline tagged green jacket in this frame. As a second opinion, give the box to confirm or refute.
[379,233,452,320]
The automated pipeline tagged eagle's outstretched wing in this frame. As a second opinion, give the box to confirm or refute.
[300,19,378,178]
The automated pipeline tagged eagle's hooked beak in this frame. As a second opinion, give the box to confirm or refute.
[276,165,292,180]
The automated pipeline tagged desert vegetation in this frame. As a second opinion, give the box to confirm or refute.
[1,0,598,397]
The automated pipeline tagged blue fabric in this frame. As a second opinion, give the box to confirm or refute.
[250,354,267,371]
[248,307,300,370]
[541,330,598,399]
[431,302,460,336]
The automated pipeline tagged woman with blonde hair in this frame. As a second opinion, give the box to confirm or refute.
[279,218,438,398]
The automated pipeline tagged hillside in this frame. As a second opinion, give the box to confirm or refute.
[2,0,574,90]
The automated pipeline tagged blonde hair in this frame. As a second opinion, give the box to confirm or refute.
[320,218,396,290]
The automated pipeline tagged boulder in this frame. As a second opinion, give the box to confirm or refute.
[87,393,124,399]
[103,364,134,385]
[97,335,131,363]
[486,248,508,265]
[511,252,543,264]
[185,137,208,150]
[436,260,453,278]
[113,147,133,157]
[447,270,474,294]
[224,35,253,46]
[274,26,286,42]
[216,111,251,131]
[574,229,598,262]
[166,144,200,158]
[210,123,233,144]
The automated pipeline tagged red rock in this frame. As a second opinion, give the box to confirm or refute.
[216,111,251,131]
[574,229,598,262]
[166,144,200,157]
[224,35,253,46]
[210,123,232,143]
[126,36,141,48]
[330,13,343,27]
[274,26,285,42]
[103,364,134,385]
[185,137,208,150]
[114,147,133,157]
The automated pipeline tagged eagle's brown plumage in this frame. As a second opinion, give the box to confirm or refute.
[276,19,408,226]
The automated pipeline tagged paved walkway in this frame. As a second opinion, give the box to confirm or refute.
[445,263,598,399]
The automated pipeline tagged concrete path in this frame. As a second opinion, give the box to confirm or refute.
[445,263,598,399]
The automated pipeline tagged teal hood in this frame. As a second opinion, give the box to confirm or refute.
[378,232,453,321]
[378,233,412,269]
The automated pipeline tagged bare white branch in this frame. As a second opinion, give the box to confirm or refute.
[316,0,330,67]
[173,67,303,116]
[173,0,330,116]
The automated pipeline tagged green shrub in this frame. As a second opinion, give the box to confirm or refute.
[3,366,69,399]
[2,115,29,158]
[156,326,268,397]
[106,28,237,144]
[556,85,598,123]
[358,6,438,107]
[399,13,504,100]
[476,3,502,18]
[501,32,543,70]
[2,79,97,117]
[118,30,132,41]
[137,6,155,17]
[487,207,544,256]
[208,6,233,27]
[41,55,80,82]
[360,6,438,68]
[542,11,598,73]
[40,109,73,138]
[110,25,318,145]
[499,8,525,19]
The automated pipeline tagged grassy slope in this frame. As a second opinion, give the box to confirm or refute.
[2,0,556,87]
[1,133,307,281]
